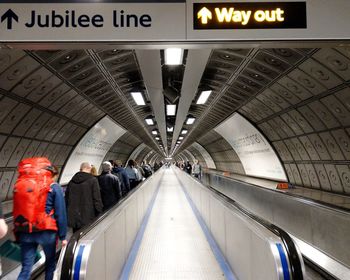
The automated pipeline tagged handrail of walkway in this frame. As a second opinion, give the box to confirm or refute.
[56,167,305,280]
[201,170,350,279]
[55,170,162,280]
[203,169,350,214]
[174,167,305,280]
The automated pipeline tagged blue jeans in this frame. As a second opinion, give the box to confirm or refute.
[18,231,57,280]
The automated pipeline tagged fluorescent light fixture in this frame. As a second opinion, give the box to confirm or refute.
[167,126,174,132]
[181,129,188,135]
[131,91,145,105]
[165,48,183,65]
[155,137,160,140]
[179,136,184,140]
[186,116,196,125]
[152,129,158,135]
[145,117,154,125]
[166,104,176,116]
[196,90,212,105]
[177,141,181,144]
[165,157,173,160]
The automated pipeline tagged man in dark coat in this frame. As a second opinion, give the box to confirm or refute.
[98,161,122,211]
[112,160,130,197]
[65,162,103,232]
[185,161,192,174]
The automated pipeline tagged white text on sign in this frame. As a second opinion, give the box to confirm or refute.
[200,7,285,25]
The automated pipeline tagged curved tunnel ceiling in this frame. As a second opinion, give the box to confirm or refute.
[0,47,350,202]
[178,47,350,194]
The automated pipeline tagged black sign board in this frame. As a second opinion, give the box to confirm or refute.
[193,2,306,30]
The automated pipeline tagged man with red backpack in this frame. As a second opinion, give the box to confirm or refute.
[13,157,67,280]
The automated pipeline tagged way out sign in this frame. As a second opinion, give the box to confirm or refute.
[193,2,307,29]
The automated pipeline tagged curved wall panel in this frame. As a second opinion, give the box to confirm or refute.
[186,146,207,168]
[102,132,143,167]
[190,142,216,169]
[135,147,152,164]
[60,116,126,184]
[126,143,147,164]
[215,113,287,181]
[197,131,245,175]
[182,150,195,163]
[144,151,155,164]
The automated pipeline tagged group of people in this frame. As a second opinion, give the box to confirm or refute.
[6,157,153,280]
[67,159,153,232]
[176,159,202,179]
[0,157,200,279]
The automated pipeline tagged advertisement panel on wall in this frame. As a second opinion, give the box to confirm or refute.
[192,142,216,169]
[60,116,126,184]
[214,113,287,181]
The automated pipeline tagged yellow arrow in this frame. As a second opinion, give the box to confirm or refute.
[197,7,212,24]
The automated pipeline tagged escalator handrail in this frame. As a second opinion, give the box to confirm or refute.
[202,171,347,279]
[183,171,305,280]
[204,170,350,214]
[59,172,156,280]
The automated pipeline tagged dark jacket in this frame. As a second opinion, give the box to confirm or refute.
[65,172,103,230]
[112,167,130,196]
[46,183,67,240]
[98,172,122,211]
[185,162,192,174]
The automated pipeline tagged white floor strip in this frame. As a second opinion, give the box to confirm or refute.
[128,169,225,280]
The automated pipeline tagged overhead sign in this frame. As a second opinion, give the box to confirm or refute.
[215,113,287,181]
[60,116,126,184]
[1,0,350,42]
[193,2,306,29]
[0,3,186,41]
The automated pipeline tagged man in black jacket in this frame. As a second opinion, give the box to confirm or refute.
[65,162,103,232]
[98,161,122,211]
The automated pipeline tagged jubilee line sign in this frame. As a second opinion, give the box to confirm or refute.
[0,0,349,43]
[0,2,186,41]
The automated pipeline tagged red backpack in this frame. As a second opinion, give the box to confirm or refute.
[13,157,58,233]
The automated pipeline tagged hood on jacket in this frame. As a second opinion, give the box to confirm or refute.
[70,171,94,184]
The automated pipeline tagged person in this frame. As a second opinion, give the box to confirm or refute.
[112,160,130,197]
[153,162,160,172]
[180,161,185,170]
[65,162,103,233]
[185,161,192,175]
[141,161,152,178]
[98,162,122,211]
[90,165,98,176]
[0,199,8,278]
[192,159,202,179]
[134,160,144,182]
[0,200,8,239]
[14,160,67,280]
[125,159,139,190]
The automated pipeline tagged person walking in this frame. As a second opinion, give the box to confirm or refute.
[98,162,122,211]
[192,159,202,180]
[0,198,8,278]
[185,161,192,175]
[125,160,139,190]
[112,160,130,197]
[13,158,67,280]
[65,162,103,233]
